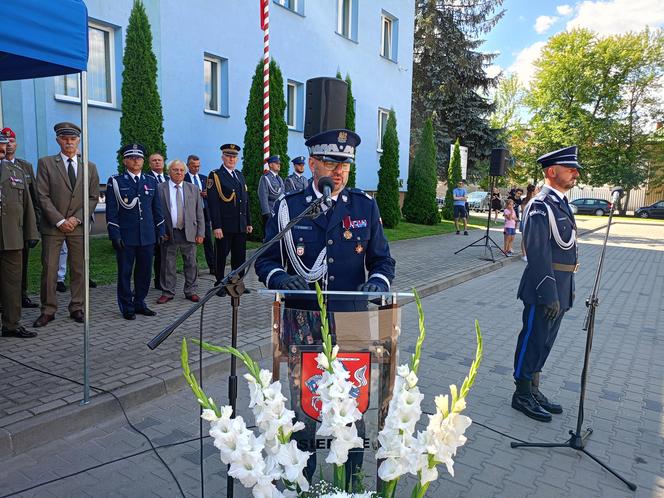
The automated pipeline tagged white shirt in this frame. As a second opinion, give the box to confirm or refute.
[127,171,141,182]
[60,153,78,178]
[223,166,238,178]
[546,185,567,202]
[152,171,166,183]
[169,180,185,228]
[190,173,203,190]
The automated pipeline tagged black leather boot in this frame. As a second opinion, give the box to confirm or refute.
[531,372,563,414]
[512,378,552,422]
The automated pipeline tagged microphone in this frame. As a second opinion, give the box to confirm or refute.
[318,176,334,207]
[611,187,624,204]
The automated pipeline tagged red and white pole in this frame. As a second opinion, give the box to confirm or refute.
[261,0,270,172]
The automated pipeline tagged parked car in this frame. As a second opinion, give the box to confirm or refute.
[467,191,490,212]
[569,198,612,216]
[634,200,664,219]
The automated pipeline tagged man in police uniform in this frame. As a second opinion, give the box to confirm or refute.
[255,128,395,481]
[1,127,41,309]
[284,155,309,193]
[206,144,253,296]
[106,144,166,320]
[512,145,580,422]
[0,135,40,338]
[258,155,285,225]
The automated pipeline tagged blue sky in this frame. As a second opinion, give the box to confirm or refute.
[481,0,664,85]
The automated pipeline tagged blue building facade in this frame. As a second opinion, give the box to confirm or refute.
[0,0,414,189]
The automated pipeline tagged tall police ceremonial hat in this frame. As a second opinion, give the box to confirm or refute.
[120,143,146,158]
[292,156,306,165]
[537,145,581,169]
[220,143,241,156]
[305,128,361,163]
[267,155,281,164]
[1,127,16,139]
[54,122,81,137]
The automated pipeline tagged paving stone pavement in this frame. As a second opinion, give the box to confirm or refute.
[0,217,660,497]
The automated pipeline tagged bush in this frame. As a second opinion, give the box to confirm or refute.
[402,118,439,224]
[376,110,401,228]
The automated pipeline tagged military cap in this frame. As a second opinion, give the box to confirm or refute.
[0,135,8,145]
[54,122,81,137]
[305,128,361,163]
[292,156,306,165]
[267,155,280,164]
[1,127,16,139]
[220,143,241,156]
[120,143,146,158]
[537,146,581,169]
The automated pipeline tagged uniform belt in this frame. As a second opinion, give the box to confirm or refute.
[552,262,579,273]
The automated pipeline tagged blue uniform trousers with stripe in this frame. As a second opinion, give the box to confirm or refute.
[513,304,565,380]
[116,244,154,314]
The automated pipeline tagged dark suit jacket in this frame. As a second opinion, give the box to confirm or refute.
[36,154,99,236]
[157,180,204,242]
[206,167,251,234]
[184,172,208,211]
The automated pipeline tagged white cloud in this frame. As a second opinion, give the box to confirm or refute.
[566,0,664,35]
[534,15,559,34]
[508,42,547,86]
[485,64,503,79]
[556,4,573,16]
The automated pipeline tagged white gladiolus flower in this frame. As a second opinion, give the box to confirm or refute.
[377,456,405,482]
[316,351,329,370]
[397,364,410,377]
[201,409,219,422]
[331,344,339,359]
[405,371,419,389]
[276,440,310,491]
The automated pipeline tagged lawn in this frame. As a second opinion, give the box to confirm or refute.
[24,216,491,294]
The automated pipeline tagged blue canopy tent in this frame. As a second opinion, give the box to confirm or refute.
[1,0,93,402]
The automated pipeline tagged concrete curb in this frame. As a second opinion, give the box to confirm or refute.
[0,224,604,458]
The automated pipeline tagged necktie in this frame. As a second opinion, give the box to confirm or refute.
[194,175,201,189]
[67,158,76,189]
[158,174,164,183]
[134,175,139,184]
[175,185,184,229]
[563,196,571,215]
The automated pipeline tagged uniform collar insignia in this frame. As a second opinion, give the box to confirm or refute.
[341,194,348,203]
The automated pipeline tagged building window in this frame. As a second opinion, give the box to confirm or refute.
[275,0,304,14]
[380,11,398,62]
[337,0,358,42]
[377,108,390,152]
[204,54,229,116]
[54,22,116,106]
[286,80,304,131]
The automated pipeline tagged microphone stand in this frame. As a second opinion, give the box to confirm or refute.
[147,194,327,498]
[510,196,637,491]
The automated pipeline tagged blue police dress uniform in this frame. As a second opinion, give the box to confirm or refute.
[255,184,395,312]
[106,172,165,314]
[514,185,578,380]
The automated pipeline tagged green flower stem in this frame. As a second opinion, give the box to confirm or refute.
[381,479,398,498]
[315,283,334,373]
[333,463,346,491]
[181,338,220,417]
[192,340,262,384]
[410,289,426,374]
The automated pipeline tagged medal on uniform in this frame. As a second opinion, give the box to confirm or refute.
[343,215,353,240]
[355,242,364,254]
[296,244,305,256]
[124,197,129,203]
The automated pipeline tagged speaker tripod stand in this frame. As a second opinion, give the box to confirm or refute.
[454,175,506,262]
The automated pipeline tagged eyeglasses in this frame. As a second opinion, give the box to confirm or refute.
[315,158,352,172]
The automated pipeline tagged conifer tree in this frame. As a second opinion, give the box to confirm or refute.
[118,0,166,172]
[375,110,401,228]
[442,139,463,220]
[402,118,438,224]
[243,59,290,241]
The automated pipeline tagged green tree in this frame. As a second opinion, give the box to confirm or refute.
[402,118,438,224]
[118,0,166,172]
[376,110,401,228]
[411,0,505,178]
[243,59,290,241]
[525,28,664,213]
[442,139,463,220]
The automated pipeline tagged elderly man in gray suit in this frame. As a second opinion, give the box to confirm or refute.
[34,122,99,328]
[156,160,205,304]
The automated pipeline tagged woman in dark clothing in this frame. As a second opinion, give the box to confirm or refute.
[491,188,502,222]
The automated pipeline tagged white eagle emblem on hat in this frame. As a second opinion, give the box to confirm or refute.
[338,131,347,143]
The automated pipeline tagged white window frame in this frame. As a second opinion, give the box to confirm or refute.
[377,108,390,152]
[54,21,116,107]
[277,0,297,11]
[337,0,353,39]
[381,15,393,59]
[204,55,222,114]
[286,81,297,129]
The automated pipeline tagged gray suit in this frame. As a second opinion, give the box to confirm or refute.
[157,180,205,298]
[258,172,284,216]
[36,154,99,315]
